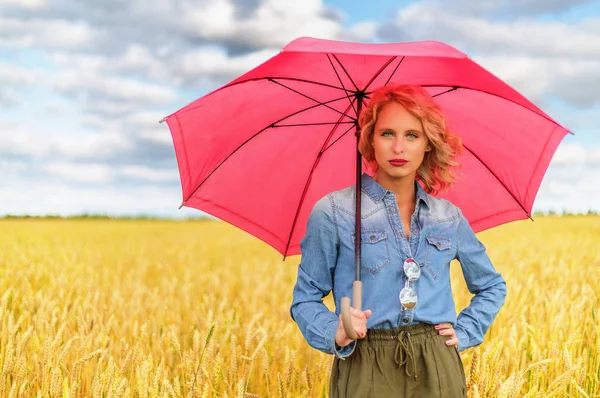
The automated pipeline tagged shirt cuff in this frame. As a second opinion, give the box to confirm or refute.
[455,327,469,352]
[334,341,356,359]
[326,320,356,359]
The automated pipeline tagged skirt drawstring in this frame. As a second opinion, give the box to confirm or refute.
[394,330,417,379]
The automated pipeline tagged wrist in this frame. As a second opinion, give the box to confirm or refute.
[335,329,349,347]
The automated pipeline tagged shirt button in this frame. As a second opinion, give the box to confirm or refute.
[402,317,409,323]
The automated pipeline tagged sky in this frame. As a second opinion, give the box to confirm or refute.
[1,0,599,218]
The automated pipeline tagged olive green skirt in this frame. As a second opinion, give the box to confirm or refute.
[329,323,467,397]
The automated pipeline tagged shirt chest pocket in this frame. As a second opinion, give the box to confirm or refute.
[423,235,453,281]
[350,229,391,274]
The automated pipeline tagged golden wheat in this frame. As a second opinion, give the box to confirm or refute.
[0,216,599,397]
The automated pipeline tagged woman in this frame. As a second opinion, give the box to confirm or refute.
[290,85,507,397]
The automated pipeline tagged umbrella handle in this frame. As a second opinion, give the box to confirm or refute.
[340,281,362,341]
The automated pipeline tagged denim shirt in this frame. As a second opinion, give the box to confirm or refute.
[290,173,506,359]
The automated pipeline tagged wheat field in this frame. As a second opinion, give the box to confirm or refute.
[0,216,599,397]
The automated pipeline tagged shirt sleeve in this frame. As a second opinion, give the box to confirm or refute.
[454,208,507,352]
[290,195,356,359]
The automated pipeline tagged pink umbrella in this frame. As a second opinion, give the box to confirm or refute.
[162,37,570,338]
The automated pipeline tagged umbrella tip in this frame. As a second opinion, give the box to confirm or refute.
[178,202,185,209]
[159,117,166,124]
[282,254,287,262]
[528,214,534,222]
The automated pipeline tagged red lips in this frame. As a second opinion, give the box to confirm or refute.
[389,159,408,166]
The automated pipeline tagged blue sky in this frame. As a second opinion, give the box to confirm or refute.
[1,0,599,217]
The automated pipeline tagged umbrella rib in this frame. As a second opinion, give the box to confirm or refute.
[364,56,401,92]
[269,78,357,121]
[180,95,354,207]
[461,143,532,218]
[283,100,357,258]
[428,85,565,210]
[326,54,358,117]
[432,87,459,97]
[383,56,405,88]
[332,54,359,92]
[421,85,567,130]
[165,77,352,121]
[273,121,355,128]
[321,120,358,154]
[232,77,350,92]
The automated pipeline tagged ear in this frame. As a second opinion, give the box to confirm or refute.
[425,145,432,152]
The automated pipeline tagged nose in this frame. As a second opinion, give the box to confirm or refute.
[393,137,405,154]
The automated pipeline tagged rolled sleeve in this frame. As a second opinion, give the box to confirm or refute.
[454,208,507,351]
[455,326,470,353]
[327,320,356,359]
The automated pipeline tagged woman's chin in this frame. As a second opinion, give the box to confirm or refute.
[378,168,415,180]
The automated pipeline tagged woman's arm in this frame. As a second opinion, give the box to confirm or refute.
[454,208,507,352]
[290,196,356,359]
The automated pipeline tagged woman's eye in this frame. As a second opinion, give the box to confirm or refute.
[407,133,418,139]
[382,131,393,137]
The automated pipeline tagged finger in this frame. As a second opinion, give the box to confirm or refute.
[438,327,455,336]
[445,337,459,346]
[352,319,367,335]
[356,325,367,339]
[364,309,372,319]
[435,323,453,329]
[351,307,365,320]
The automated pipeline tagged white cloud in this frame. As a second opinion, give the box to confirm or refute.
[395,4,596,57]
[176,47,278,83]
[180,0,343,49]
[52,72,179,106]
[0,0,46,8]
[342,21,378,42]
[43,161,112,183]
[393,3,600,58]
[550,143,600,166]
[49,44,170,82]
[0,17,97,49]
[379,3,600,107]
[122,111,173,145]
[119,165,178,182]
[431,0,592,17]
[0,179,202,218]
[0,159,28,178]
[472,55,600,107]
[0,86,19,106]
[41,161,178,184]
[0,61,40,84]
[0,62,42,106]
[0,123,134,159]
[534,165,600,213]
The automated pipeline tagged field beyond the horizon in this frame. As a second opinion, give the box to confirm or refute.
[0,216,599,397]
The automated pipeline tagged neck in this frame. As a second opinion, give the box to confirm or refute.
[374,172,416,205]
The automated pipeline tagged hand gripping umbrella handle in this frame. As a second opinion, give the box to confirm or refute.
[340,281,362,340]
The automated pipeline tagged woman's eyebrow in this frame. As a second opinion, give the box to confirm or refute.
[376,127,422,133]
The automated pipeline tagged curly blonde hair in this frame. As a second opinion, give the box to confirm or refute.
[358,85,463,196]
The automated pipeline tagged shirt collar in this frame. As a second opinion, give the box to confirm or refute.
[361,173,430,209]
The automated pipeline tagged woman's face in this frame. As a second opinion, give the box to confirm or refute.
[371,101,431,181]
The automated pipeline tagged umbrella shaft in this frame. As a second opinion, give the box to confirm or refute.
[354,98,363,282]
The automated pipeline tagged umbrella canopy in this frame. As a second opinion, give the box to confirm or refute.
[163,37,570,258]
